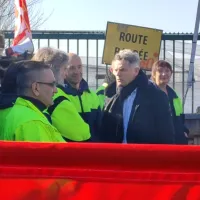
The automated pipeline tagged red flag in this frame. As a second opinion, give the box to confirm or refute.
[7,0,34,55]
[0,142,200,199]
[13,0,31,45]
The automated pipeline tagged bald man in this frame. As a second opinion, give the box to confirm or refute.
[66,53,82,89]
[64,53,101,142]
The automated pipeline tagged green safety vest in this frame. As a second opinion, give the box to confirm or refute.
[0,107,12,139]
[47,87,91,141]
[173,96,183,116]
[65,89,100,114]
[96,83,108,110]
[63,85,101,141]
[2,97,65,142]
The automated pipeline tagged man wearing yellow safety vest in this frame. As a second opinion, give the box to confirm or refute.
[64,53,102,142]
[32,48,91,142]
[2,60,65,142]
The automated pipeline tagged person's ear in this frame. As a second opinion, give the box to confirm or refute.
[151,73,156,82]
[109,67,113,73]
[32,82,40,96]
[135,67,140,74]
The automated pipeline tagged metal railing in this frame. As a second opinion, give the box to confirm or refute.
[4,30,200,113]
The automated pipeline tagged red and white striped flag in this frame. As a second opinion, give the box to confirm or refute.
[8,0,34,55]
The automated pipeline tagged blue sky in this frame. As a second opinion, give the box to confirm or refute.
[40,0,198,33]
[34,0,199,58]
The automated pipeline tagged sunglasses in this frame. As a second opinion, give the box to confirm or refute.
[37,81,57,87]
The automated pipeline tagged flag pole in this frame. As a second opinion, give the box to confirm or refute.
[183,0,200,108]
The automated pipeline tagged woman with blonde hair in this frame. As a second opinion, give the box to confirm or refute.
[151,60,188,144]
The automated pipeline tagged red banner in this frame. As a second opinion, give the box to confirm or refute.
[1,142,200,199]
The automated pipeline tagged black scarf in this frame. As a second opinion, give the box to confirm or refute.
[102,70,148,137]
[104,70,148,114]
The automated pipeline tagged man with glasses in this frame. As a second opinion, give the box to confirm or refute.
[32,47,91,142]
[2,60,65,142]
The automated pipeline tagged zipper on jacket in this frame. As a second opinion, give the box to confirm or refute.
[130,104,140,123]
[116,105,140,139]
[116,115,120,137]
[125,104,140,142]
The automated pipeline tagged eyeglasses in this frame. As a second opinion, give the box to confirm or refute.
[37,81,57,87]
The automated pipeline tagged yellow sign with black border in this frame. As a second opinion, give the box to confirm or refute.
[102,22,163,70]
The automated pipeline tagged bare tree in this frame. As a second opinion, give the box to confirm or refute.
[0,0,48,31]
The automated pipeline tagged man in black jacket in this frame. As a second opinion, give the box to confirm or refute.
[99,49,175,144]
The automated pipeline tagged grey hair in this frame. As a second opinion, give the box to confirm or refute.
[32,47,69,75]
[113,49,140,68]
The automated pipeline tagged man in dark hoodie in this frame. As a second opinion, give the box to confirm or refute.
[0,59,13,91]
[0,66,5,91]
[99,49,175,144]
[0,62,22,136]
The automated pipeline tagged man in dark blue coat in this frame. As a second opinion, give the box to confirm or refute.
[99,49,175,144]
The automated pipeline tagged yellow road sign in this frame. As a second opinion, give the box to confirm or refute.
[103,22,163,70]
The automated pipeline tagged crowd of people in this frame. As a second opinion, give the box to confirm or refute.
[0,47,189,144]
